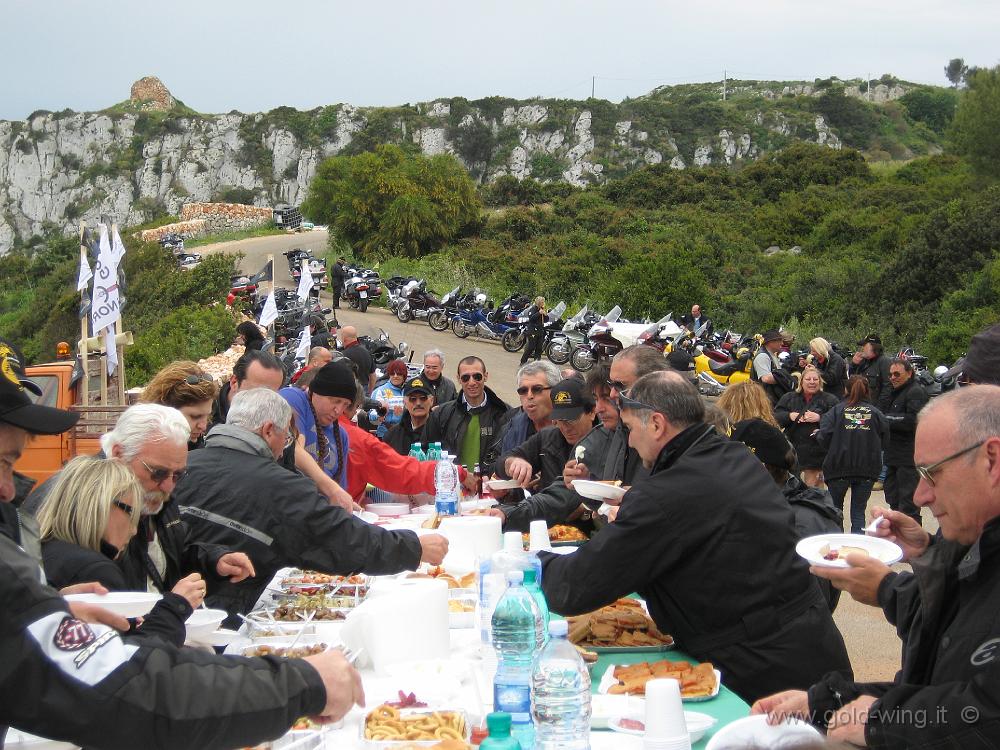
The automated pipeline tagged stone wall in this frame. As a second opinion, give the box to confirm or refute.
[138,219,207,242]
[179,202,273,234]
[129,76,176,112]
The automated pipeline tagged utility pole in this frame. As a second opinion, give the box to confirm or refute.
[591,76,595,99]
[722,69,727,101]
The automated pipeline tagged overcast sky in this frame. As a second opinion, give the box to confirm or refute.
[3,0,997,120]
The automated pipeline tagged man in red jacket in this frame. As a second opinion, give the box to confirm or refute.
[340,415,477,505]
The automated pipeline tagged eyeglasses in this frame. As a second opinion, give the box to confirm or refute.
[282,425,296,449]
[406,394,430,402]
[140,459,188,485]
[460,372,484,383]
[606,379,630,393]
[915,440,985,486]
[112,499,134,515]
[615,391,660,414]
[888,371,906,379]
[185,373,213,385]
[516,385,551,396]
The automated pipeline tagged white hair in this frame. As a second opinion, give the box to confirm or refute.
[423,349,445,366]
[517,360,562,387]
[100,403,191,460]
[227,388,292,432]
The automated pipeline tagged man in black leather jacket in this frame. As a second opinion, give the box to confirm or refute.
[884,359,930,525]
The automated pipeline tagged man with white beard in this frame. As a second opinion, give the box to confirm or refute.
[100,404,255,597]
[27,404,254,601]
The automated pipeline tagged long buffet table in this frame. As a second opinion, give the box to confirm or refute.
[242,569,750,749]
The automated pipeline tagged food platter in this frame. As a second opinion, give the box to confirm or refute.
[483,478,521,491]
[598,662,721,702]
[568,598,674,651]
[796,533,903,568]
[571,480,628,502]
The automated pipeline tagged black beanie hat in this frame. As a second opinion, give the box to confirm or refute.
[310,361,358,400]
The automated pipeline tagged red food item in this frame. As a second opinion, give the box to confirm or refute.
[823,549,840,561]
[619,718,645,732]
[387,690,428,708]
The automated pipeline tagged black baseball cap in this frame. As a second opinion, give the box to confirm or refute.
[942,323,1000,385]
[403,376,433,397]
[857,333,882,347]
[0,339,80,435]
[550,378,588,420]
[730,418,795,470]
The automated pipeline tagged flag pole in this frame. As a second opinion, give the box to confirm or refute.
[112,223,126,405]
[78,222,90,408]
[267,253,275,342]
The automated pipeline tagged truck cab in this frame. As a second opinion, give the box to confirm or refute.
[14,361,120,486]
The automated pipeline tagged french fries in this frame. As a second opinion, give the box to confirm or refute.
[364,704,467,742]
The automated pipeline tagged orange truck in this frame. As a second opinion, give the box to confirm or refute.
[14,360,126,486]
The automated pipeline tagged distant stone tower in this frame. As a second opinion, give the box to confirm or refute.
[129,76,176,111]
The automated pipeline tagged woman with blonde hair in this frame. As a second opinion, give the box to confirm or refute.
[38,456,196,645]
[809,336,847,398]
[775,364,840,487]
[717,380,780,428]
[141,361,219,449]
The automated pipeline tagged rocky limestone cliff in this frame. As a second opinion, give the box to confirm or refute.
[0,75,939,254]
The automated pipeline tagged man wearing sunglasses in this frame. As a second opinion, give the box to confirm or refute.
[540,370,851,705]
[384,377,435,456]
[423,356,512,476]
[755,385,1000,746]
[496,361,562,461]
[883,358,930,526]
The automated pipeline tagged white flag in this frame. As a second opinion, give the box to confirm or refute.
[111,224,127,266]
[105,327,118,376]
[296,261,314,302]
[295,326,312,362]
[76,250,92,292]
[258,290,278,329]
[91,225,121,334]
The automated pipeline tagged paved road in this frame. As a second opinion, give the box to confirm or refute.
[199,230,922,684]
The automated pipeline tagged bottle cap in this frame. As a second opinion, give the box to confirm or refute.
[548,619,568,637]
[485,712,512,737]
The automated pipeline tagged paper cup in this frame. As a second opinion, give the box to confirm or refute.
[528,520,552,551]
[644,678,690,747]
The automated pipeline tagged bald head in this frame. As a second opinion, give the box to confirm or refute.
[308,347,332,367]
[340,326,358,344]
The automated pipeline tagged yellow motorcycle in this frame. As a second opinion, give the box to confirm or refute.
[666,331,760,386]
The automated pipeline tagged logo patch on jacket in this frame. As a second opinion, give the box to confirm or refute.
[53,616,96,651]
[971,638,1000,666]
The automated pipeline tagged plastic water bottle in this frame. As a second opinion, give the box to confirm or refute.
[531,620,591,750]
[409,442,427,462]
[493,571,540,750]
[480,712,523,750]
[427,441,442,461]
[480,533,535,644]
[434,455,460,516]
[522,568,549,649]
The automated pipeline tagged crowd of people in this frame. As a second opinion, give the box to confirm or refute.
[0,316,998,749]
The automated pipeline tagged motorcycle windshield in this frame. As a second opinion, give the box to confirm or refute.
[547,301,566,321]
[604,305,622,323]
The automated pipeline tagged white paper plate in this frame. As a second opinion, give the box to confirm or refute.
[598,664,722,702]
[705,715,820,749]
[590,694,644,729]
[588,732,642,750]
[4,729,76,750]
[796,533,903,568]
[354,510,379,523]
[484,478,521,491]
[572,480,627,502]
[200,628,243,647]
[185,608,228,642]
[608,711,717,743]
[63,591,161,618]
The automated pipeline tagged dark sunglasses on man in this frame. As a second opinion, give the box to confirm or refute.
[460,372,484,383]
[516,385,551,396]
[141,459,188,485]
[406,394,430,403]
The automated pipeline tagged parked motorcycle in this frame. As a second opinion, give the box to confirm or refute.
[396,279,442,323]
[159,233,185,252]
[427,286,470,331]
[569,306,624,372]
[176,252,202,271]
[357,328,410,366]
[545,306,599,365]
[343,267,381,312]
[384,276,418,316]
[501,301,566,353]
[451,299,516,341]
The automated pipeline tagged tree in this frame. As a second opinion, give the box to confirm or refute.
[900,88,958,135]
[301,144,482,258]
[950,66,1000,178]
[944,58,968,87]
